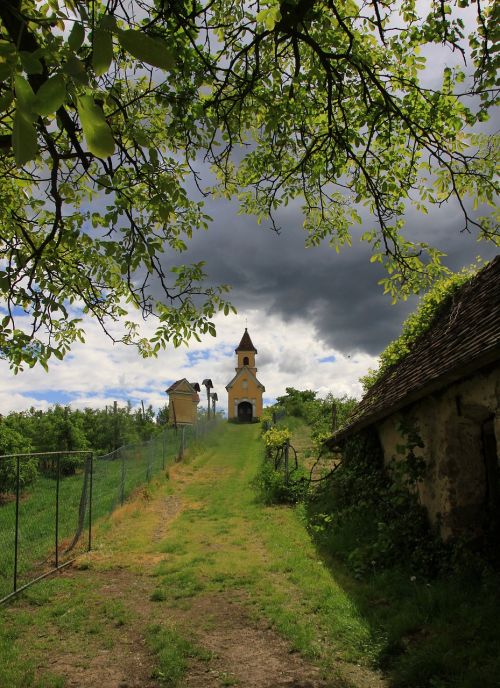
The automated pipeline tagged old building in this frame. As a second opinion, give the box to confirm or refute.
[330,257,500,539]
[166,379,200,425]
[226,329,265,422]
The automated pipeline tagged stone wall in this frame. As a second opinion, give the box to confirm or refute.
[376,364,500,539]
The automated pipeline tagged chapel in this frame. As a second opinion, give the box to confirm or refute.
[226,329,265,422]
[166,379,200,425]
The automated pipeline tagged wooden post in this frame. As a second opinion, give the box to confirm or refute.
[331,401,337,433]
[284,441,289,485]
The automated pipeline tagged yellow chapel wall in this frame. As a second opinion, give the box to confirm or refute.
[228,374,263,419]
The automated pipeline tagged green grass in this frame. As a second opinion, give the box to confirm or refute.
[2,421,498,687]
[147,624,212,686]
[149,424,375,672]
[0,574,123,687]
[321,562,500,687]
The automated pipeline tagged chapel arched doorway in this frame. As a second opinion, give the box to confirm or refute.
[237,401,253,423]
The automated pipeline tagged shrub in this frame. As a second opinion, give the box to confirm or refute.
[275,388,317,418]
[253,459,309,505]
[38,452,86,477]
[0,425,37,494]
[262,426,291,456]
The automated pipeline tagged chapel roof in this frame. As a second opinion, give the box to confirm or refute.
[166,379,184,393]
[235,328,257,353]
[225,366,265,392]
[166,379,199,400]
[329,256,500,445]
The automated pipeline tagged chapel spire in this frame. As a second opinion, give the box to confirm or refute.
[235,328,257,353]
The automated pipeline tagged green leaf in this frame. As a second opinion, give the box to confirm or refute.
[0,62,13,81]
[117,30,175,70]
[68,22,85,51]
[92,29,114,76]
[13,76,38,163]
[14,75,37,119]
[77,95,115,158]
[13,111,38,165]
[34,75,66,116]
[0,40,15,56]
[19,51,43,75]
[63,54,89,84]
[100,15,117,31]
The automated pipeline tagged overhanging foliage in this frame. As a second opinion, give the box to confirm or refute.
[0,0,498,370]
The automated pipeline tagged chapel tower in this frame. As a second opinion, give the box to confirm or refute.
[226,329,265,422]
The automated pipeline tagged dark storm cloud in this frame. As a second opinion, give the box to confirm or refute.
[157,192,497,357]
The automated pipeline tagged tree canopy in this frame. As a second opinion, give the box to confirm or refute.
[0,0,498,370]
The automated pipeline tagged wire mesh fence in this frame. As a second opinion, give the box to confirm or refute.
[0,451,93,603]
[0,417,216,603]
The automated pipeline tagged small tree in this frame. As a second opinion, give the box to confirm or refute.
[0,423,36,494]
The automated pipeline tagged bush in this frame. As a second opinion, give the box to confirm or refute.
[262,426,291,456]
[253,459,309,505]
[0,457,38,494]
[38,452,87,476]
[0,425,36,494]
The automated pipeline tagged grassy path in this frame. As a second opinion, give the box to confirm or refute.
[0,423,385,688]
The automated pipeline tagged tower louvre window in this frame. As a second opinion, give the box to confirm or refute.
[243,356,249,365]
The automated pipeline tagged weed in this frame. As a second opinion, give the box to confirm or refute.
[150,588,167,602]
[7,422,498,688]
[102,599,130,626]
[160,541,185,555]
[147,624,208,687]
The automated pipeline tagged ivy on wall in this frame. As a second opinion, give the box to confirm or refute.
[360,262,483,391]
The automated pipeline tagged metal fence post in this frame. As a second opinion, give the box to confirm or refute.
[13,456,20,593]
[147,441,153,481]
[120,449,125,506]
[88,453,93,552]
[284,441,290,485]
[55,454,60,568]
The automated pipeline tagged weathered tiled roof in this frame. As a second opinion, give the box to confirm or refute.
[235,328,257,353]
[166,379,184,393]
[166,378,196,395]
[331,257,500,443]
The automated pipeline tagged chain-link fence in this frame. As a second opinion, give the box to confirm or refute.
[91,420,213,517]
[0,418,216,603]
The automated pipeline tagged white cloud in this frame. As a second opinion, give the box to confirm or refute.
[0,392,51,414]
[0,307,378,416]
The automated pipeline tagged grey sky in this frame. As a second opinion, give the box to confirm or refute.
[155,189,498,358]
